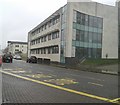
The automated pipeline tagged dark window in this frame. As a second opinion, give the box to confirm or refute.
[89,16,94,27]
[48,34,51,40]
[97,17,103,28]
[84,31,89,42]
[92,32,98,43]
[98,33,102,43]
[80,30,84,42]
[89,32,93,43]
[76,30,80,41]
[48,48,51,54]
[85,15,89,26]
[15,45,19,47]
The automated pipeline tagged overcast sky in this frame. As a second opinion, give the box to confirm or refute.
[0,0,117,49]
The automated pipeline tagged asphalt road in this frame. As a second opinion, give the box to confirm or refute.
[0,59,119,104]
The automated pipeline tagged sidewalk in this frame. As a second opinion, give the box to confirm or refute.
[97,64,119,75]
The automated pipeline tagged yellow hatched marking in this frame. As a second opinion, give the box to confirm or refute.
[0,70,119,104]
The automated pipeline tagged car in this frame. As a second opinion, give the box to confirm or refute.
[0,55,2,66]
[26,56,37,63]
[2,54,13,63]
[14,55,22,60]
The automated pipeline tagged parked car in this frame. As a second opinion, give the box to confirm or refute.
[0,55,2,66]
[14,55,22,60]
[2,54,13,63]
[26,56,37,63]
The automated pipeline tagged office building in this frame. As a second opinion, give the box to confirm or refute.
[28,1,119,64]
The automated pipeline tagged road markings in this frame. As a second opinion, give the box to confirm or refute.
[88,82,103,87]
[26,74,52,79]
[0,70,119,104]
[44,78,78,86]
[110,98,120,103]
[3,69,13,71]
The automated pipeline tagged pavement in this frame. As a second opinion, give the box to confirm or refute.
[97,64,119,75]
[1,59,120,104]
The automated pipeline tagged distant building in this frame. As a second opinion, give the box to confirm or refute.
[7,41,27,55]
[28,1,119,64]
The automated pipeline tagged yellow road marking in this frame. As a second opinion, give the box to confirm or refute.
[0,70,119,104]
[88,82,103,87]
[111,98,120,103]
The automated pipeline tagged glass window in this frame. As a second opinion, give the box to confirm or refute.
[81,13,85,25]
[97,48,101,58]
[97,17,103,28]
[98,34,102,43]
[84,31,89,42]
[76,30,80,41]
[88,32,92,43]
[92,32,98,43]
[89,16,94,27]
[93,17,98,27]
[85,15,89,26]
[80,30,84,42]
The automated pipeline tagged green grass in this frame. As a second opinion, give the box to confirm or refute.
[82,59,118,66]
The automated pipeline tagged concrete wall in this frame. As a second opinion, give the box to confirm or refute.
[66,2,118,59]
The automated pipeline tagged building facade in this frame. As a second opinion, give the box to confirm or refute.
[8,41,27,55]
[28,1,118,64]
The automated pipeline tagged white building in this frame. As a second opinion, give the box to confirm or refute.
[8,41,27,55]
[28,1,119,64]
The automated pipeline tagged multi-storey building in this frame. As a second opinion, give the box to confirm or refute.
[28,1,119,64]
[8,41,27,55]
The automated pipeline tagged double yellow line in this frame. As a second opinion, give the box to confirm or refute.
[0,70,119,104]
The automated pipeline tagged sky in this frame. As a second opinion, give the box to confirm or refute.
[0,0,117,49]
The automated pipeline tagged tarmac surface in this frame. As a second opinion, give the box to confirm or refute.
[1,60,119,104]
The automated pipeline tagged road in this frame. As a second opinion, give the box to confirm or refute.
[0,60,119,104]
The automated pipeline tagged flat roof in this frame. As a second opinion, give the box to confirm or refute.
[8,41,27,44]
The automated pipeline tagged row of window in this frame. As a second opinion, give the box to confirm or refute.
[75,30,102,43]
[32,15,60,36]
[30,46,59,54]
[72,41,102,48]
[73,23,103,34]
[73,10,103,28]
[75,47,101,59]
[31,31,59,45]
[15,45,24,47]
[15,49,24,52]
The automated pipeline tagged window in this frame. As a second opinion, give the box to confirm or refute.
[92,32,98,43]
[85,15,89,26]
[97,17,103,28]
[84,31,89,42]
[80,30,84,42]
[48,34,51,40]
[89,16,94,27]
[88,32,92,43]
[15,45,19,47]
[76,30,80,41]
[15,49,19,51]
[48,48,51,54]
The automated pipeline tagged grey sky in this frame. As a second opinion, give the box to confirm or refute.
[0,0,117,49]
